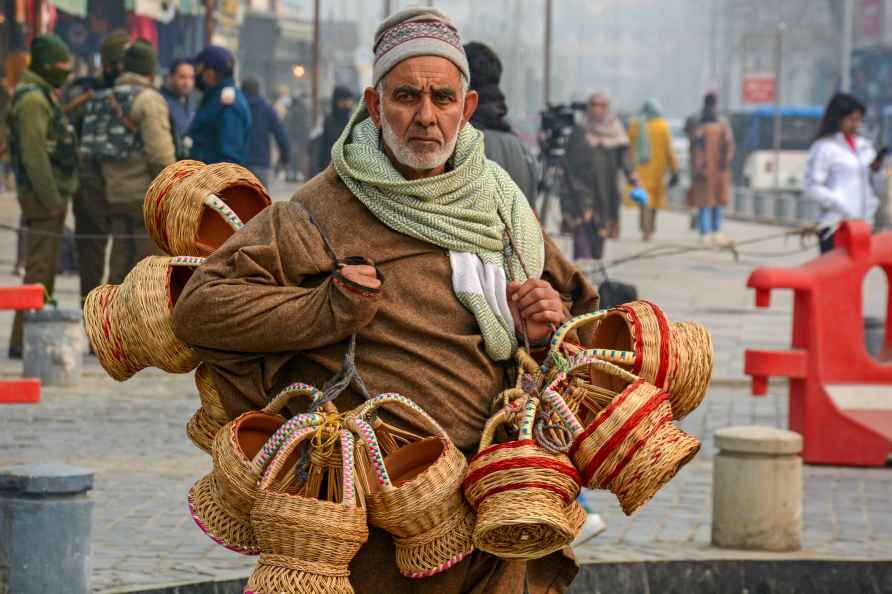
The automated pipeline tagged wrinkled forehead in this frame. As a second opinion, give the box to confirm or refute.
[381,55,463,92]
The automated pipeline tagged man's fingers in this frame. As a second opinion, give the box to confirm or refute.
[521,299,563,319]
[515,287,559,312]
[530,310,565,323]
[342,264,377,278]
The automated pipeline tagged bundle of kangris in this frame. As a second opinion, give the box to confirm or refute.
[82,161,273,454]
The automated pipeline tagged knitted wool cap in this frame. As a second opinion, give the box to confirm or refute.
[372,7,469,87]
[124,40,157,77]
[100,30,130,66]
[30,33,70,69]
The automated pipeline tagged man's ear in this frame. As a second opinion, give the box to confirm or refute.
[364,86,382,128]
[462,89,479,127]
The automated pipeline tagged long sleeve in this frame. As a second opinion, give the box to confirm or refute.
[269,104,291,165]
[134,91,176,178]
[217,105,248,165]
[804,142,849,215]
[15,93,64,211]
[172,200,382,354]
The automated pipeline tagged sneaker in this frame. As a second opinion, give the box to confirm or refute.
[572,512,607,547]
[712,232,733,247]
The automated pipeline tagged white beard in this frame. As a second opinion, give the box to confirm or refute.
[381,113,459,173]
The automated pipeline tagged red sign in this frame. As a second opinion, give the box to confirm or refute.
[742,75,776,104]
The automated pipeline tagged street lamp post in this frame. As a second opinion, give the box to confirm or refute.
[544,0,552,106]
[312,0,321,126]
[772,23,785,191]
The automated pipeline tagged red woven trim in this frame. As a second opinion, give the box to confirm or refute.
[603,411,673,487]
[569,380,643,458]
[581,388,668,484]
[624,306,645,375]
[477,480,578,505]
[463,455,581,493]
[644,300,671,388]
[468,439,538,465]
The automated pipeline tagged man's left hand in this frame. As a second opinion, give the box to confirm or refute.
[507,279,566,345]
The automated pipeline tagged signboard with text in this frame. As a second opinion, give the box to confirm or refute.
[742,74,776,104]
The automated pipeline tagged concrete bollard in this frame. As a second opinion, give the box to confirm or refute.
[23,309,83,387]
[0,464,94,594]
[712,426,802,551]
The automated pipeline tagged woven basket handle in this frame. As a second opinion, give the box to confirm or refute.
[354,393,448,441]
[203,194,245,232]
[347,416,392,489]
[263,382,335,415]
[567,352,639,385]
[540,373,585,438]
[549,310,609,357]
[476,394,538,451]
[250,412,325,475]
[258,425,316,490]
[168,256,206,268]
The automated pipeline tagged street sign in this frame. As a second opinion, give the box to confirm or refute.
[742,74,776,104]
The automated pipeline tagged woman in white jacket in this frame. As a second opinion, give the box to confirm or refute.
[804,93,882,253]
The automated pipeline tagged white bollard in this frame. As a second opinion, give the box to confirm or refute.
[712,425,803,551]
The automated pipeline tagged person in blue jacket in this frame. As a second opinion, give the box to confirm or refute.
[187,45,251,165]
[241,77,290,188]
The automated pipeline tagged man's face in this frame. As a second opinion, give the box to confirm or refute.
[365,56,478,177]
[589,96,609,122]
[195,64,220,91]
[170,63,195,96]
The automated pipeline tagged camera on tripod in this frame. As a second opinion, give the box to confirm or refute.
[539,102,586,158]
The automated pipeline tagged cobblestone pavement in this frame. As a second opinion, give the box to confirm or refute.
[0,186,889,592]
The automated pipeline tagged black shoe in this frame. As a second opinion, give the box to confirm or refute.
[8,345,22,359]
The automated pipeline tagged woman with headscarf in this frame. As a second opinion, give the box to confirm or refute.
[688,92,735,246]
[563,92,637,259]
[627,99,679,241]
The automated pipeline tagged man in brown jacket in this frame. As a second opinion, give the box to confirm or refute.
[173,8,596,593]
[99,40,174,283]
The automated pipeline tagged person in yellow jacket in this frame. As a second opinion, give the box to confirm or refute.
[626,99,679,241]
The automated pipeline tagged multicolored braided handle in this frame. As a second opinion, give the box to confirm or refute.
[354,393,449,441]
[566,351,640,385]
[169,255,206,268]
[540,373,585,439]
[546,310,637,368]
[348,416,392,489]
[477,394,539,451]
[250,412,325,475]
[203,194,245,232]
[258,426,315,488]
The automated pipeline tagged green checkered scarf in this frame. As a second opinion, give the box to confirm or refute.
[331,103,544,360]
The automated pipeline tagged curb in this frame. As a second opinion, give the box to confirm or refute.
[100,559,892,594]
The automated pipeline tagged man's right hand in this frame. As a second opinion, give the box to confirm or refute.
[340,264,381,290]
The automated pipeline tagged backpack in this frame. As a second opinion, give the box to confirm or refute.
[79,84,144,161]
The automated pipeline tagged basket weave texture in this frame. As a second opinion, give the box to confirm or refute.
[351,394,475,579]
[83,256,201,381]
[186,364,229,454]
[144,160,270,256]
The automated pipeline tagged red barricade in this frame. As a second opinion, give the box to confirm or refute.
[0,284,44,404]
[745,221,892,466]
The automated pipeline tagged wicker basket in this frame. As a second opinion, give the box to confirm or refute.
[348,394,475,578]
[549,356,701,516]
[463,396,581,560]
[246,427,367,594]
[548,301,713,420]
[186,364,229,454]
[188,383,329,554]
[144,160,271,257]
[83,256,204,381]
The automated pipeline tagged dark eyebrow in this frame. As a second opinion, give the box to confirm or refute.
[392,84,421,97]
[432,87,457,99]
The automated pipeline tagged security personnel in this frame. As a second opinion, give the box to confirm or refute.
[8,34,78,357]
[64,30,130,308]
[98,41,175,283]
[188,46,251,165]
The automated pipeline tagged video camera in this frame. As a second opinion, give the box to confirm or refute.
[539,102,587,158]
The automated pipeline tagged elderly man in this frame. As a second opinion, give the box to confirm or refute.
[173,8,595,593]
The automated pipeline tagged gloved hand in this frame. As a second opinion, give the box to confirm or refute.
[629,186,649,207]
[669,173,679,188]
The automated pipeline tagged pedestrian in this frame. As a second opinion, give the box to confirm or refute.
[627,98,679,241]
[7,34,78,358]
[173,7,595,592]
[65,29,130,308]
[161,58,197,160]
[285,94,310,182]
[804,92,883,253]
[314,85,354,174]
[241,77,290,188]
[687,92,735,247]
[563,92,637,259]
[188,45,251,165]
[463,41,539,203]
[92,40,174,283]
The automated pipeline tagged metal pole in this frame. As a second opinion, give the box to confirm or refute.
[383,0,392,18]
[772,23,784,191]
[204,0,215,45]
[312,0,321,127]
[841,0,854,91]
[544,0,552,106]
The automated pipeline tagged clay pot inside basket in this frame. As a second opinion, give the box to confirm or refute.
[168,266,196,306]
[384,437,444,487]
[196,185,269,253]
[585,314,634,393]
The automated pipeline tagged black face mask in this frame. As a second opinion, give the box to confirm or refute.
[102,65,120,87]
[196,76,208,92]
